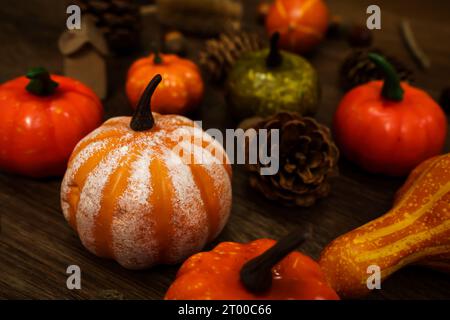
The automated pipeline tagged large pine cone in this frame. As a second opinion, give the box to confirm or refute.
[241,113,339,207]
[74,0,141,54]
[157,0,242,36]
[199,32,265,83]
[340,48,414,91]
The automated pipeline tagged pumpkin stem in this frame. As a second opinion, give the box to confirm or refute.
[368,53,404,102]
[25,67,59,96]
[240,225,313,294]
[153,47,163,64]
[266,32,283,68]
[130,74,162,131]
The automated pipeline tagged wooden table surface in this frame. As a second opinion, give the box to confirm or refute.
[1,0,450,300]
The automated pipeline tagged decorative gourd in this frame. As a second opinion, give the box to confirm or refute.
[265,0,329,54]
[226,33,319,120]
[0,67,103,178]
[126,52,204,115]
[319,153,450,298]
[61,75,232,269]
[333,53,447,176]
[165,227,339,300]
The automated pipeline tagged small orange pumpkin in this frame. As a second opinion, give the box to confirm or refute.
[126,52,204,115]
[61,75,231,269]
[0,67,103,177]
[265,0,330,54]
[166,227,339,300]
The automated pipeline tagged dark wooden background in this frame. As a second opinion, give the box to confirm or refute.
[1,0,450,299]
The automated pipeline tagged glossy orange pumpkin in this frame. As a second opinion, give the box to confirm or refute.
[165,238,339,300]
[61,75,231,269]
[0,67,103,177]
[334,54,447,176]
[126,52,204,115]
[265,0,330,54]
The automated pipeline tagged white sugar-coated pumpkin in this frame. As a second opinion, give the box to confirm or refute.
[60,75,232,269]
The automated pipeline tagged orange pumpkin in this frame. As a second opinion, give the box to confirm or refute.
[126,52,204,115]
[333,53,447,176]
[165,228,339,300]
[61,75,231,269]
[265,0,329,54]
[0,67,103,177]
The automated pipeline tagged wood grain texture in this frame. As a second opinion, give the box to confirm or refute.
[1,0,450,299]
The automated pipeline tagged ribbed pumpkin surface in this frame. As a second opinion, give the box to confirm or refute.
[61,114,232,269]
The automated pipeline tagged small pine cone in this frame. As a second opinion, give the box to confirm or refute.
[340,48,414,92]
[199,32,265,82]
[241,112,339,207]
[74,0,141,54]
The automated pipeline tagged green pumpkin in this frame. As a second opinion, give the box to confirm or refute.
[226,33,320,120]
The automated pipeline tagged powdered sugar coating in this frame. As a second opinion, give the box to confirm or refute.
[170,125,231,165]
[60,139,110,221]
[112,149,157,269]
[79,125,122,143]
[164,149,208,262]
[76,145,129,253]
[179,140,232,238]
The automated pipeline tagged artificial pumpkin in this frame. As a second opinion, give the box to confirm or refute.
[319,153,450,298]
[165,227,339,300]
[333,53,447,176]
[61,75,232,269]
[0,67,103,178]
[126,52,204,114]
[226,32,319,120]
[265,0,329,54]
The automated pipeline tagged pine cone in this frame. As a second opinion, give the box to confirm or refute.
[157,0,242,36]
[199,32,265,82]
[74,0,141,54]
[340,48,414,91]
[241,113,339,207]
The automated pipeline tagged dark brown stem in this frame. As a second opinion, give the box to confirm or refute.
[240,224,313,294]
[153,46,163,64]
[130,74,162,131]
[266,32,282,68]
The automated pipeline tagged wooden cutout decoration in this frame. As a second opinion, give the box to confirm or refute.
[58,14,109,99]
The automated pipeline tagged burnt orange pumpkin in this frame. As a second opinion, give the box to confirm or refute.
[266,0,329,54]
[166,230,339,300]
[0,67,103,177]
[61,75,232,269]
[126,52,204,115]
